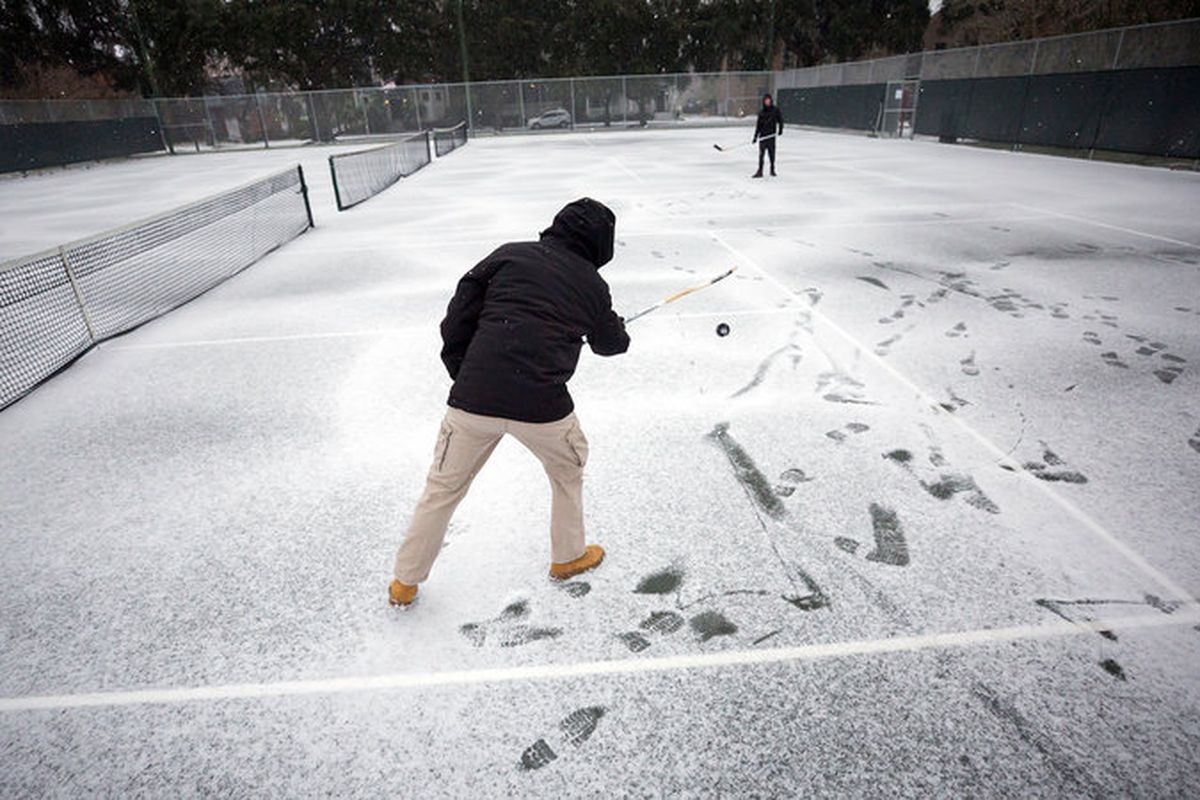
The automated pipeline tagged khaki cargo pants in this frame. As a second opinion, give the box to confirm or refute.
[393,407,590,585]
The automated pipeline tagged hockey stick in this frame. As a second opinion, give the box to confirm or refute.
[713,133,775,152]
[625,267,738,324]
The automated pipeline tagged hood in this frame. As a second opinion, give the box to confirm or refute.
[539,197,616,268]
[761,93,774,110]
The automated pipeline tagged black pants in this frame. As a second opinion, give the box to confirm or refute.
[757,138,776,173]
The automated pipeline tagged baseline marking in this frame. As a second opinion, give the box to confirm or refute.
[1,610,1195,713]
[1011,202,1200,251]
[103,328,414,351]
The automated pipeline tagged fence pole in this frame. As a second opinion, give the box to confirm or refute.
[1111,27,1126,69]
[202,96,217,148]
[358,90,371,135]
[569,79,576,130]
[151,99,171,154]
[254,93,270,148]
[622,76,628,124]
[517,80,526,127]
[413,87,422,131]
[307,93,321,143]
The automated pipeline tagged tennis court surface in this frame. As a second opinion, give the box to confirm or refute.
[2,128,1199,795]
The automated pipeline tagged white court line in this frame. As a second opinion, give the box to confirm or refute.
[1010,202,1200,251]
[708,232,1196,604]
[103,328,411,351]
[1,610,1195,713]
[609,156,647,184]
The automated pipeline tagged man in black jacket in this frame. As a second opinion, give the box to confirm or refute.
[390,198,630,606]
[752,93,784,178]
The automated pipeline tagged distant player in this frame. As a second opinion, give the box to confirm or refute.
[752,93,784,178]
[389,198,630,606]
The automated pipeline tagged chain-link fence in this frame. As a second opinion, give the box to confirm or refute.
[777,16,1200,88]
[1,17,1196,166]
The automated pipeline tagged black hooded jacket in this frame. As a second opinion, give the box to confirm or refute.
[754,99,784,141]
[440,198,630,423]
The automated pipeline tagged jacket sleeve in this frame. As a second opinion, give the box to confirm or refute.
[588,284,630,356]
[775,108,784,135]
[439,254,503,379]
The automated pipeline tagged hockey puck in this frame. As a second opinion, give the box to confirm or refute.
[716,322,730,337]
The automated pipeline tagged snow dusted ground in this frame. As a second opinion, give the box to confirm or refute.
[1,128,1199,796]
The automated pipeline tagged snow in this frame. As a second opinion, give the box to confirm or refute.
[1,127,1199,795]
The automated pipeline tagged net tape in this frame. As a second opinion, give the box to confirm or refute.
[0,166,311,410]
[433,122,468,158]
[328,131,431,210]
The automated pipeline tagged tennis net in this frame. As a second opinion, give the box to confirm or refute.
[432,122,468,157]
[0,165,314,410]
[328,131,431,211]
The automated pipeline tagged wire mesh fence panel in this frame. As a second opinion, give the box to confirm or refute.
[329,131,431,210]
[1034,29,1123,74]
[200,95,269,147]
[470,81,522,132]
[256,93,317,145]
[309,90,368,142]
[871,56,910,83]
[0,252,94,409]
[816,64,846,87]
[571,78,626,127]
[676,73,732,118]
[68,167,312,340]
[413,84,468,129]
[432,122,468,157]
[975,41,1038,78]
[156,97,215,152]
[724,73,773,118]
[921,48,979,80]
[624,76,678,125]
[1115,18,1200,69]
[842,61,876,86]
[0,98,154,124]
[520,79,574,129]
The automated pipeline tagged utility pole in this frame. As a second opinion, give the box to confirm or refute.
[765,0,778,70]
[456,0,474,130]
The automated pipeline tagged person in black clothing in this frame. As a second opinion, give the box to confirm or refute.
[752,93,784,178]
[390,198,630,606]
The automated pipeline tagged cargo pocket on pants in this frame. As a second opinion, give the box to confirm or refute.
[434,421,454,472]
[565,425,589,468]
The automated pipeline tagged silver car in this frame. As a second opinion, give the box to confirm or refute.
[527,108,572,129]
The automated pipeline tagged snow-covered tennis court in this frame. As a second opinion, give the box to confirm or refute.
[2,127,1199,795]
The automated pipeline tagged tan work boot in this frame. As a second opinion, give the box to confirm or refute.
[550,544,605,581]
[389,579,418,606]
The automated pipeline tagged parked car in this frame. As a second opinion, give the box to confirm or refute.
[527,108,572,129]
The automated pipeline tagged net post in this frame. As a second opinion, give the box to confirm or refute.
[328,155,343,211]
[425,130,432,162]
[298,165,316,226]
[57,246,97,343]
